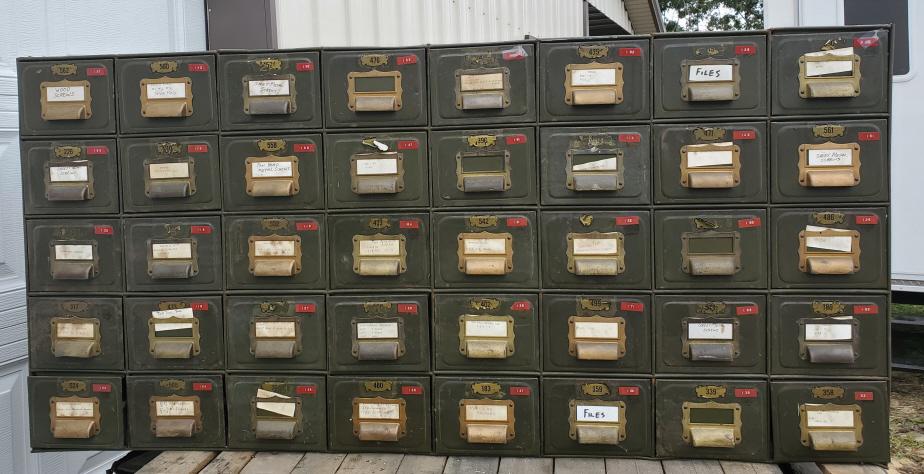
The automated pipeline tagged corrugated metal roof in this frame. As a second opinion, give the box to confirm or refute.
[275,0,585,48]
[587,0,634,33]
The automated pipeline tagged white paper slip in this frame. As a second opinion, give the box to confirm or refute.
[464,320,509,338]
[804,323,853,341]
[256,401,296,417]
[572,157,619,172]
[256,388,291,399]
[465,404,508,422]
[46,86,86,102]
[253,240,296,257]
[688,322,734,340]
[151,242,193,260]
[572,238,619,255]
[54,244,94,261]
[460,73,505,91]
[148,162,190,179]
[251,161,293,178]
[807,148,853,167]
[806,60,854,77]
[55,401,95,417]
[151,307,194,319]
[571,68,617,86]
[806,409,855,428]
[573,321,619,339]
[146,82,186,99]
[805,225,854,252]
[254,321,297,338]
[576,405,619,423]
[805,47,855,58]
[355,158,398,175]
[154,321,193,333]
[463,238,507,255]
[686,142,735,167]
[56,321,96,338]
[356,322,399,340]
[49,166,89,182]
[248,79,290,97]
[359,239,401,257]
[358,403,400,420]
[155,400,196,417]
[688,64,734,82]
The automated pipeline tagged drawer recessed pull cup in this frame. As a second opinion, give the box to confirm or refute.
[568,400,626,445]
[458,315,515,359]
[799,228,861,275]
[139,77,193,118]
[798,318,859,364]
[456,151,511,193]
[144,159,196,198]
[41,80,92,120]
[568,315,626,361]
[567,231,625,276]
[455,68,510,110]
[147,239,198,279]
[250,317,301,358]
[252,395,302,440]
[243,75,297,115]
[680,142,741,189]
[44,161,95,201]
[348,70,402,112]
[799,52,861,98]
[682,402,742,448]
[248,235,302,277]
[352,397,407,442]
[799,142,861,188]
[459,399,515,444]
[800,403,863,451]
[49,241,99,280]
[567,149,625,192]
[149,395,202,438]
[50,317,101,358]
[50,396,100,439]
[564,62,624,105]
[245,156,299,197]
[681,232,741,276]
[680,59,740,102]
[458,232,513,276]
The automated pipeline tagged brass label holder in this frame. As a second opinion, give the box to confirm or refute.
[568,315,626,361]
[798,142,861,187]
[352,234,407,276]
[458,314,515,359]
[459,398,515,444]
[352,396,407,442]
[799,52,861,98]
[566,149,625,192]
[798,228,861,275]
[568,399,626,445]
[139,76,193,118]
[250,316,302,359]
[50,316,101,358]
[457,232,514,275]
[564,62,624,105]
[680,59,740,101]
[245,155,300,197]
[454,67,511,110]
[681,231,742,276]
[456,150,512,193]
[248,234,302,277]
[149,395,202,438]
[50,395,101,439]
[348,70,403,112]
[566,231,625,276]
[147,238,199,280]
[681,401,742,448]
[680,143,741,189]
[799,403,863,451]
[243,74,297,115]
[40,79,92,121]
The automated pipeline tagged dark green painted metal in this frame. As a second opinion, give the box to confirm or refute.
[328,213,430,290]
[432,293,539,373]
[430,127,537,207]
[123,296,223,372]
[219,52,321,131]
[770,294,888,377]
[327,375,431,453]
[539,126,650,206]
[119,135,221,213]
[123,216,222,292]
[21,139,119,215]
[116,54,218,134]
[654,294,767,374]
[28,296,124,372]
[126,374,225,449]
[26,218,123,293]
[18,59,116,136]
[223,214,326,290]
[224,295,326,371]
[771,380,889,463]
[28,375,124,449]
[542,377,653,456]
[539,38,650,122]
[225,375,326,450]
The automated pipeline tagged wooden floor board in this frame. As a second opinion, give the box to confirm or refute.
[604,458,665,474]
[554,458,605,474]
[497,457,553,474]
[663,459,725,474]
[200,451,256,474]
[442,456,499,474]
[720,461,784,474]
[291,453,346,474]
[137,451,217,474]
[396,455,447,474]
[240,452,306,474]
[336,453,404,474]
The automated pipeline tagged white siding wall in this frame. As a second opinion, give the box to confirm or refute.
[0,1,206,472]
[275,0,586,48]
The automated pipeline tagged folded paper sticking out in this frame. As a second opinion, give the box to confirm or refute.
[685,142,735,168]
[805,225,854,252]
[804,47,856,77]
[572,157,619,172]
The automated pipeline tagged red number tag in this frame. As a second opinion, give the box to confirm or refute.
[192,383,212,392]
[509,386,531,396]
[401,385,423,395]
[294,143,316,153]
[397,303,418,315]
[94,225,113,235]
[618,386,640,396]
[855,391,875,401]
[618,47,641,57]
[506,134,528,145]
[399,219,420,230]
[296,61,314,72]
[397,140,419,150]
[735,45,757,55]
[190,302,209,311]
[620,301,644,312]
[732,130,756,140]
[858,131,880,141]
[187,144,209,153]
[615,216,640,226]
[854,37,879,48]
[855,215,879,225]
[506,217,528,227]
[618,133,641,143]
[738,218,761,228]
[853,304,879,315]
[396,55,418,65]
[187,63,209,72]
[92,383,112,393]
[296,385,317,394]
[296,303,317,313]
[735,388,758,398]
[190,225,212,234]
[85,145,109,155]
[736,304,759,316]
[86,67,108,76]
[296,221,319,231]
[511,301,532,311]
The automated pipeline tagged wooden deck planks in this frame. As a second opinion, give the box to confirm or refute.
[662,459,725,474]
[396,455,448,474]
[199,451,256,474]
[604,458,665,474]
[239,452,305,474]
[442,456,500,474]
[720,461,784,474]
[291,453,347,474]
[336,453,405,474]
[136,451,218,474]
[554,458,605,474]
[497,457,553,474]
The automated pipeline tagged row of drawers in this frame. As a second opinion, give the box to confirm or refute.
[29,374,890,463]
[19,28,891,136]
[21,121,889,216]
[29,292,888,376]
[25,208,889,292]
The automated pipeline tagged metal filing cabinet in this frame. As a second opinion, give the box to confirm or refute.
[224,215,326,291]
[770,27,890,116]
[770,295,888,377]
[432,293,539,373]
[26,218,122,293]
[428,42,536,126]
[21,140,119,215]
[17,58,116,136]
[123,216,222,292]
[119,136,221,213]
[322,48,427,128]
[325,131,429,209]
[652,123,767,204]
[218,51,322,131]
[771,381,889,463]
[770,207,888,289]
[28,375,124,450]
[327,295,430,373]
[432,212,539,289]
[126,374,225,449]
[542,377,653,456]
[654,210,768,289]
[220,134,323,212]
[224,296,326,372]
[225,375,326,450]
[654,33,767,118]
[328,214,430,290]
[539,37,650,122]
[433,377,540,456]
[539,126,650,206]
[124,296,224,372]
[116,54,218,134]
[654,295,766,375]
[655,379,770,461]
[430,128,537,207]
[771,120,889,203]
[327,376,431,453]
[542,294,651,374]
[28,297,124,372]
[540,211,651,290]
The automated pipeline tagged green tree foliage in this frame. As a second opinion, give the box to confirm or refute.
[662,0,764,32]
